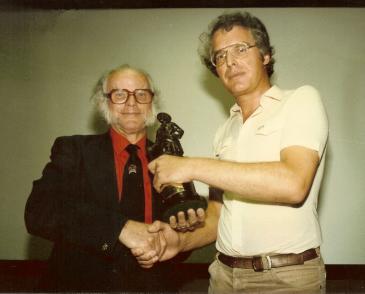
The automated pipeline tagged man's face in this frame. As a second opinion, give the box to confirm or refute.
[106,69,152,137]
[212,26,270,97]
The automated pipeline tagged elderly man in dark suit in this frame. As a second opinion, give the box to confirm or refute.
[24,65,192,292]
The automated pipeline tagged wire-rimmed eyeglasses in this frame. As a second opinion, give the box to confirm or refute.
[210,42,256,67]
[105,88,154,104]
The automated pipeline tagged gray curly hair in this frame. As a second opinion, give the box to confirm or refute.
[91,64,159,126]
[198,11,275,78]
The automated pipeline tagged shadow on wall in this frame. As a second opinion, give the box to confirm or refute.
[317,141,332,216]
[88,108,109,134]
[199,69,233,115]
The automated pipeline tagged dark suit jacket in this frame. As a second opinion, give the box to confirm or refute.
[25,132,186,292]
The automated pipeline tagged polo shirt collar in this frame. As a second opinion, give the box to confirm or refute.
[260,85,283,107]
[229,85,283,117]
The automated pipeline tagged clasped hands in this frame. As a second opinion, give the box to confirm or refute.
[120,210,203,268]
[121,155,205,268]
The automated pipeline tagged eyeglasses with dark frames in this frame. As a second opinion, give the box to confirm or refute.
[105,88,154,104]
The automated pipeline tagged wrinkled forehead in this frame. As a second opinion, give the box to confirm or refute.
[106,68,150,90]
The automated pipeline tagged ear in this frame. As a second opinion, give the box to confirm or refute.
[263,54,270,65]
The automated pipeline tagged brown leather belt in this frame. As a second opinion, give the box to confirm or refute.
[217,248,318,272]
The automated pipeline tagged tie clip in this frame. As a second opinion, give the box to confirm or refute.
[128,164,137,174]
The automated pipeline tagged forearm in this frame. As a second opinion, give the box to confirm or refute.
[189,159,292,202]
[187,147,318,205]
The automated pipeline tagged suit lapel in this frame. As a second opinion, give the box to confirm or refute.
[84,133,119,208]
[83,135,163,219]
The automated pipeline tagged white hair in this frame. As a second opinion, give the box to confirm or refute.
[91,64,160,126]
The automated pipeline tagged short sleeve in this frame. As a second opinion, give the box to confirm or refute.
[280,85,329,158]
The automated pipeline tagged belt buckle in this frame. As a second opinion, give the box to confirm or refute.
[252,255,272,272]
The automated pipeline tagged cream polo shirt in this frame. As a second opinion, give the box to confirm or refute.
[214,85,328,256]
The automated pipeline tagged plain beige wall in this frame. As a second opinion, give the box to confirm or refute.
[0,8,364,264]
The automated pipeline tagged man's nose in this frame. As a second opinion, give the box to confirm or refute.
[125,94,138,106]
[225,51,237,67]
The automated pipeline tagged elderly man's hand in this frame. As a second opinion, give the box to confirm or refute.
[119,220,165,268]
[131,220,182,267]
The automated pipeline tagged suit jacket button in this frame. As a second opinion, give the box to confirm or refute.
[101,243,109,251]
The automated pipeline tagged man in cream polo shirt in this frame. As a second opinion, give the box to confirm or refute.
[142,11,328,293]
[215,84,327,258]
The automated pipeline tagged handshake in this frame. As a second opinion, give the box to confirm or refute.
[118,112,207,268]
[119,208,205,268]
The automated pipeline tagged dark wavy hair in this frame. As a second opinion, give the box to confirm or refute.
[198,11,275,78]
